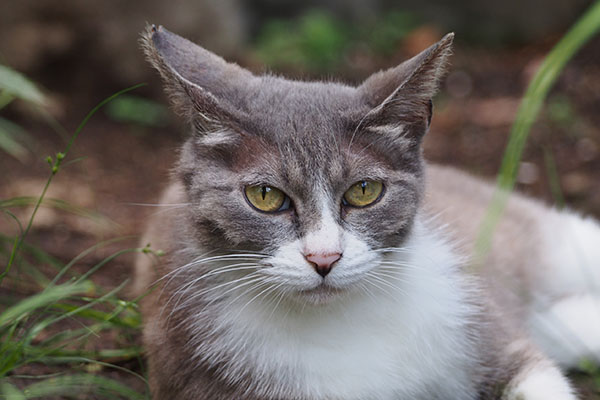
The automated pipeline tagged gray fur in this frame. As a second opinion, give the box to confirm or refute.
[136,26,576,400]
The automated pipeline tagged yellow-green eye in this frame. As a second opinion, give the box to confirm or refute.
[245,185,290,212]
[343,180,384,207]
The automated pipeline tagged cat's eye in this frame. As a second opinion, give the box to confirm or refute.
[343,180,384,208]
[245,185,291,213]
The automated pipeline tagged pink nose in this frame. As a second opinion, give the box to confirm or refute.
[304,252,342,277]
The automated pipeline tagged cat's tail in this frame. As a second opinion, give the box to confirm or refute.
[527,210,600,368]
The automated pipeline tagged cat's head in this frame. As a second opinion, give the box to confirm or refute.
[143,25,452,305]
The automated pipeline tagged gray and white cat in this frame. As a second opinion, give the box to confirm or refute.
[135,25,600,399]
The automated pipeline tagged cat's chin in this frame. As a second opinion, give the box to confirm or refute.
[296,283,345,305]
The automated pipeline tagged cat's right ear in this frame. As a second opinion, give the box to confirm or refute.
[356,33,454,142]
[141,25,255,133]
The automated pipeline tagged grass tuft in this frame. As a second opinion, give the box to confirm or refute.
[1,84,151,399]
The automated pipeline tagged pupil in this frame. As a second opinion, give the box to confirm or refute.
[261,186,271,200]
[361,181,367,195]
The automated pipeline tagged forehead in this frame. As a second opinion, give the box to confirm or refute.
[245,77,362,137]
[233,79,389,201]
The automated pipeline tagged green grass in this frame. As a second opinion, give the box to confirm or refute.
[474,0,600,262]
[0,85,153,399]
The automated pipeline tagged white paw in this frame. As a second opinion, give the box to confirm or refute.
[505,366,577,400]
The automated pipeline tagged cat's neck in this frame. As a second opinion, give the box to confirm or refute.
[184,215,484,399]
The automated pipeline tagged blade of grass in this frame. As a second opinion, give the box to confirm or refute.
[3,280,129,374]
[20,373,146,400]
[45,236,135,290]
[1,381,27,400]
[25,280,129,346]
[50,303,139,329]
[0,233,64,274]
[76,248,141,283]
[0,281,93,329]
[23,347,144,363]
[474,1,600,262]
[0,197,113,226]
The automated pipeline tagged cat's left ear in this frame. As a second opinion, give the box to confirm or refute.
[141,24,255,134]
[357,33,454,140]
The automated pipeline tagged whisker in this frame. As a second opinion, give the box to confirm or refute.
[156,253,267,285]
[233,282,283,320]
[156,260,263,303]
[363,275,395,298]
[208,280,274,331]
[355,280,378,302]
[172,272,262,314]
[163,265,262,314]
[123,202,192,207]
[367,272,408,296]
[265,286,288,323]
[169,276,267,331]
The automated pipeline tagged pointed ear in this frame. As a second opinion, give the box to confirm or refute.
[357,33,454,141]
[141,24,255,132]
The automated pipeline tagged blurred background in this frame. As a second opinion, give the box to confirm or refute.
[1,0,599,396]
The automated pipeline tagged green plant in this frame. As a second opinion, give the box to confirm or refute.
[254,9,420,73]
[0,84,154,399]
[474,0,600,261]
[0,65,47,161]
[255,10,350,72]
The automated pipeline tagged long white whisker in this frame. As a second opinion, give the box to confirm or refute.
[170,276,267,331]
[156,254,267,286]
[364,275,396,297]
[266,286,288,323]
[172,272,262,314]
[355,280,378,302]
[158,262,262,307]
[367,273,408,296]
[234,282,281,318]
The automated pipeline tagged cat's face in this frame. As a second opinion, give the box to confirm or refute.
[144,25,452,304]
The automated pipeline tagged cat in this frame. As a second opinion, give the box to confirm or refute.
[135,24,600,399]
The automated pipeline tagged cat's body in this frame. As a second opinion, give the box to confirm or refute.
[135,25,600,399]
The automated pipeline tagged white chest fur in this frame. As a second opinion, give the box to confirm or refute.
[192,219,482,399]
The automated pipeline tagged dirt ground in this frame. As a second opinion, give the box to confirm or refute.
[2,35,600,397]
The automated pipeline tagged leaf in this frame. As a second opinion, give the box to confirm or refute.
[0,117,30,161]
[0,65,46,106]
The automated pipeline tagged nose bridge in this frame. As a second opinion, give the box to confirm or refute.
[302,198,342,254]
